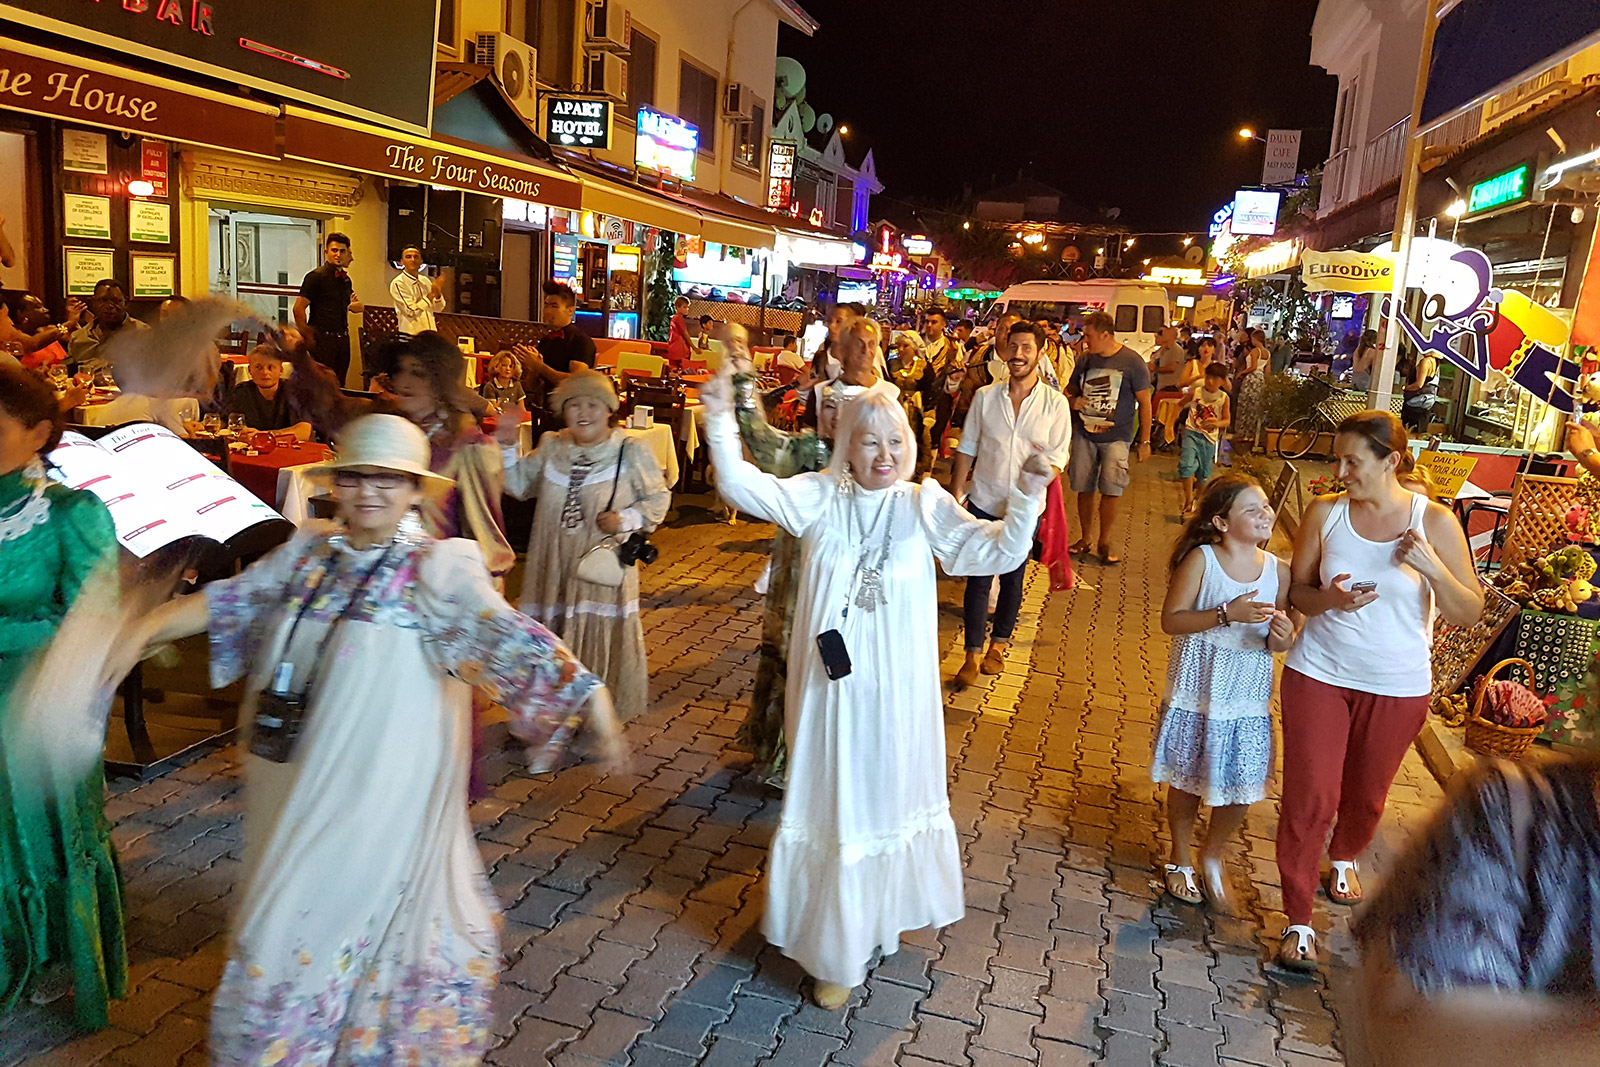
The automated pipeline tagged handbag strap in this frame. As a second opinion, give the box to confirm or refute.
[604,439,628,513]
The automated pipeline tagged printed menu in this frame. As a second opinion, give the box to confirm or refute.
[48,423,285,557]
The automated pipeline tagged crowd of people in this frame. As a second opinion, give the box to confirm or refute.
[2,276,1597,1064]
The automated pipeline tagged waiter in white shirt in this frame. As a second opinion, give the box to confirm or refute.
[390,245,446,335]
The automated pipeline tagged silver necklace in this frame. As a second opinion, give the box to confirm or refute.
[849,488,896,613]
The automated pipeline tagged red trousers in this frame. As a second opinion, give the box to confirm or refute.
[1276,668,1429,925]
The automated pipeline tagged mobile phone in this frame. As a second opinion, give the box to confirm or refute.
[1349,580,1378,594]
[816,629,852,680]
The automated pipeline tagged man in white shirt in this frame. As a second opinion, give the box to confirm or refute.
[389,245,445,335]
[948,321,1072,687]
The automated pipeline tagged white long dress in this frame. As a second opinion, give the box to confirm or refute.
[201,527,602,1067]
[704,409,1043,986]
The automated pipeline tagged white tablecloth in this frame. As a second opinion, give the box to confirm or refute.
[76,396,200,431]
[275,462,325,526]
[515,420,680,488]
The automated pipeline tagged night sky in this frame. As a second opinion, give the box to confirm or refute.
[780,0,1338,238]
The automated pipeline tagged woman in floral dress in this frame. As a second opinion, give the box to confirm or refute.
[0,364,127,1028]
[115,414,620,1066]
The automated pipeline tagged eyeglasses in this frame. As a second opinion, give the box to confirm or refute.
[333,471,413,490]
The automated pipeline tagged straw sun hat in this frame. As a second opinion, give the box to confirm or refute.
[550,368,619,413]
[308,414,455,490]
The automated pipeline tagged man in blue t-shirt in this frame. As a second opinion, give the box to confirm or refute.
[1067,310,1152,565]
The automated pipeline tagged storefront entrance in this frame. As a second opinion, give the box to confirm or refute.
[207,208,321,326]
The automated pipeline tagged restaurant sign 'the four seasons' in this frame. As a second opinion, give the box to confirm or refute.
[0,0,441,132]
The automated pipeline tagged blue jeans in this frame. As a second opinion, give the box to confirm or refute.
[963,500,1027,652]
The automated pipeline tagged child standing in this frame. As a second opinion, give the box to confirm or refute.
[1152,474,1294,908]
[1177,362,1231,517]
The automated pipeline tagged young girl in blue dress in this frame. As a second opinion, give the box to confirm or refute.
[1152,474,1295,907]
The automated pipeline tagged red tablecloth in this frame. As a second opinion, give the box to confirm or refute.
[230,442,331,507]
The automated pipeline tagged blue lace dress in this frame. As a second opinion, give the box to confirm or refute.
[1150,546,1278,806]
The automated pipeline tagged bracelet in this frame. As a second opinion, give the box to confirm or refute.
[1216,604,1230,628]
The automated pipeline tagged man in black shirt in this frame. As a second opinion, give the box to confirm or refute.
[516,281,596,415]
[293,232,363,387]
[226,345,311,439]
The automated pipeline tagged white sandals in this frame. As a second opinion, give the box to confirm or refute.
[1277,924,1318,973]
[1328,860,1363,905]
[1163,863,1204,905]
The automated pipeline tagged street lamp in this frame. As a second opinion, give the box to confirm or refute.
[1238,127,1265,143]
[839,124,850,136]
[1445,198,1468,240]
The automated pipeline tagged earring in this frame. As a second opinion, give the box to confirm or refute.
[837,462,853,494]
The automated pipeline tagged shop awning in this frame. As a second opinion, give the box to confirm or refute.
[0,35,278,158]
[578,173,704,241]
[675,187,786,249]
[281,105,583,210]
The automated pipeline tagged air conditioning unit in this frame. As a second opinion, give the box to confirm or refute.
[722,82,753,119]
[584,1,629,53]
[588,51,628,103]
[475,32,539,125]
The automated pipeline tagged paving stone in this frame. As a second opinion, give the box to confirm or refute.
[529,975,615,1029]
[562,1009,653,1066]
[637,1000,727,1057]
[1159,1023,1224,1067]
[714,991,795,1051]
[855,978,924,1030]
[980,967,1047,1016]
[904,1012,976,1066]
[921,972,989,1025]
[1033,995,1101,1049]
[764,1027,846,1067]
[1101,1030,1159,1067]
[1218,1017,1282,1067]
[834,1019,911,1067]
[1033,1040,1098,1067]
[971,1005,1038,1061]
[602,965,689,1022]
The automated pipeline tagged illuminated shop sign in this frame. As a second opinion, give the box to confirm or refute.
[635,106,698,181]
[544,96,611,148]
[766,140,795,211]
[903,235,933,256]
[1231,189,1281,236]
[1466,162,1532,216]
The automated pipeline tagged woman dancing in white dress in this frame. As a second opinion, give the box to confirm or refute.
[700,373,1051,1007]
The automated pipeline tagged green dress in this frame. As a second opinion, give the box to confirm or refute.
[0,467,128,1029]
[732,375,831,779]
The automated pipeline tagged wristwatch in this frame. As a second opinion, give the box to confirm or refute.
[1580,447,1598,463]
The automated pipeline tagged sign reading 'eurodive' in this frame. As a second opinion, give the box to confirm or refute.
[544,96,611,149]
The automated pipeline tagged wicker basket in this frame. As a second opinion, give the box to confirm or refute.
[1464,658,1544,759]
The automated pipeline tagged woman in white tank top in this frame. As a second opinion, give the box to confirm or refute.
[1275,412,1483,975]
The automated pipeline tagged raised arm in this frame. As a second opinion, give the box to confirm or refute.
[702,406,826,537]
[732,370,807,476]
[921,472,1045,577]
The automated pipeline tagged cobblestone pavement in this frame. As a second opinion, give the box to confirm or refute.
[1,458,1445,1067]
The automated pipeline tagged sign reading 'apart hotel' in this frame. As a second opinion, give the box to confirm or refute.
[544,96,611,149]
[282,111,583,210]
[0,38,277,155]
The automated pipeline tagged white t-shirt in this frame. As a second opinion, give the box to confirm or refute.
[956,378,1072,516]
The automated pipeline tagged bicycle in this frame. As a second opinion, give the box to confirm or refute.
[1275,375,1385,460]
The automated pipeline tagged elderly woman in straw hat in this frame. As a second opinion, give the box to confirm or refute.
[497,368,670,721]
[112,413,621,1067]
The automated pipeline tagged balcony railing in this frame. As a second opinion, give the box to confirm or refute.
[1358,118,1408,199]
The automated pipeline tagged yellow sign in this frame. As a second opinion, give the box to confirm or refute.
[1414,450,1478,499]
[1302,248,1395,293]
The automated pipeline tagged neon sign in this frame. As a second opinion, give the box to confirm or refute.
[766,140,795,211]
[1466,162,1532,216]
[635,107,698,181]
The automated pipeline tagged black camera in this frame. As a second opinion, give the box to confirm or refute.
[250,690,308,763]
[617,531,659,566]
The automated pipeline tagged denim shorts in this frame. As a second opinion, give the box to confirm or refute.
[1177,428,1217,480]
[1068,435,1132,497]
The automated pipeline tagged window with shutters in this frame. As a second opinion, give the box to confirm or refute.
[733,101,764,172]
[626,26,658,116]
[678,58,719,158]
[511,0,577,89]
